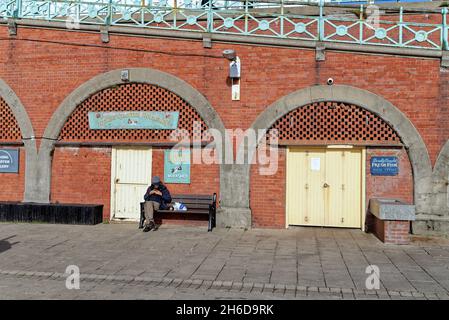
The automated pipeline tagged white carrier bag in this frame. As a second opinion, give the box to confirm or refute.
[172,202,187,211]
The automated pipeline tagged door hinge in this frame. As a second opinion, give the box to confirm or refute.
[341,217,344,223]
[305,183,309,190]
[305,216,309,222]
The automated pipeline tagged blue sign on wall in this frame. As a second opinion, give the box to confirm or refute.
[164,149,191,184]
[88,111,179,130]
[0,149,19,173]
[370,156,398,176]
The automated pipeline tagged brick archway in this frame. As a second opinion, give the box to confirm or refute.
[25,68,229,203]
[226,85,432,228]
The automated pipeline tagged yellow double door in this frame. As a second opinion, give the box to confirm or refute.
[286,147,364,228]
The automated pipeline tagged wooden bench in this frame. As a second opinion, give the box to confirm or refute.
[139,193,217,232]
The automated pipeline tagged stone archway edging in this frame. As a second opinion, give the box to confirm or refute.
[416,139,449,234]
[0,79,35,140]
[0,78,37,203]
[231,85,434,228]
[25,68,230,204]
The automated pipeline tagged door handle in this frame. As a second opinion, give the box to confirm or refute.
[323,182,329,188]
[115,178,120,183]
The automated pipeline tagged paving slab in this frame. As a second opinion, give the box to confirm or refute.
[0,223,448,299]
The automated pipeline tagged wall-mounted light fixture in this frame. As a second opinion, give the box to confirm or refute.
[223,49,241,101]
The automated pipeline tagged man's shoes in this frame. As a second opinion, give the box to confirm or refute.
[143,221,156,232]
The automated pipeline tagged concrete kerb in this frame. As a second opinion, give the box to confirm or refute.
[26,68,229,204]
[239,84,435,227]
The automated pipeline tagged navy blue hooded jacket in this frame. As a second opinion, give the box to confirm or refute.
[144,183,172,210]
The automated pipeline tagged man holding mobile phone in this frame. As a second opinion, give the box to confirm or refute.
[142,176,172,232]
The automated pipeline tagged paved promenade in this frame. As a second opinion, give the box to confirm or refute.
[0,223,449,299]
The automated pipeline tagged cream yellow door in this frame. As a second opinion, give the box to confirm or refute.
[111,147,152,221]
[286,147,363,228]
[287,148,326,226]
[325,149,362,228]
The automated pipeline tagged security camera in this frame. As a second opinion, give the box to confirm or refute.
[327,78,334,85]
[222,49,237,61]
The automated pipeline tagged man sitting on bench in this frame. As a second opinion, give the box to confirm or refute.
[142,176,172,232]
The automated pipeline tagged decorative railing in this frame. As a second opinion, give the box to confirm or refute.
[0,0,447,51]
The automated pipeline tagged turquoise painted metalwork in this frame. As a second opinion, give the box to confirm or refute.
[0,0,447,51]
[87,111,180,130]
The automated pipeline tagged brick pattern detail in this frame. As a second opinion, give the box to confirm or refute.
[0,97,21,142]
[59,83,210,143]
[250,148,286,228]
[251,147,414,229]
[50,147,112,219]
[369,215,411,244]
[366,148,413,205]
[51,146,220,222]
[0,146,25,202]
[268,102,401,145]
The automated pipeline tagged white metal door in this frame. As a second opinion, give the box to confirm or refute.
[111,147,152,220]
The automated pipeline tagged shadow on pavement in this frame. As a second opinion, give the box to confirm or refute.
[0,235,19,254]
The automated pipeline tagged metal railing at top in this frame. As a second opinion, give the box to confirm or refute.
[0,0,447,51]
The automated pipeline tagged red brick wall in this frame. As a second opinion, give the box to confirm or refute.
[370,217,410,245]
[0,26,446,164]
[0,146,25,202]
[250,148,286,228]
[51,147,112,219]
[384,220,411,245]
[151,148,220,200]
[366,148,414,205]
[251,147,414,229]
[50,146,219,221]
[1,24,447,228]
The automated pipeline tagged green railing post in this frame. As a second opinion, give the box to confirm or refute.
[399,7,403,47]
[207,0,213,33]
[244,0,248,35]
[318,0,324,41]
[359,4,363,45]
[442,8,448,50]
[106,0,112,26]
[14,0,22,18]
[174,0,177,29]
[280,0,284,37]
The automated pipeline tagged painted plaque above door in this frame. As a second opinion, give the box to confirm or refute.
[88,111,179,130]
